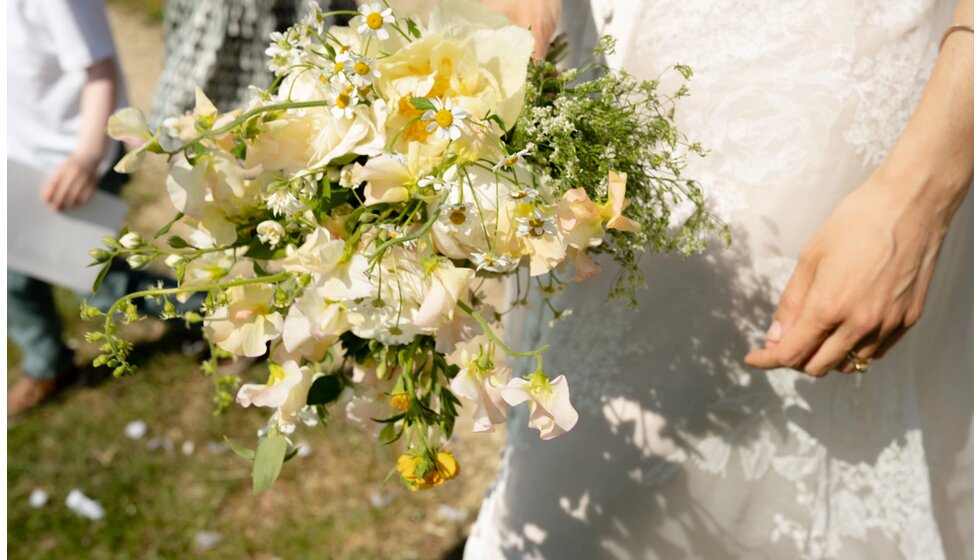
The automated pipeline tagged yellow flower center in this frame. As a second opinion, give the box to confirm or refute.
[435,109,455,128]
[333,61,345,73]
[390,393,410,412]
[449,209,467,225]
[319,74,330,85]
[336,92,351,109]
[512,191,527,200]
[504,155,520,166]
[366,12,384,30]
[354,61,371,76]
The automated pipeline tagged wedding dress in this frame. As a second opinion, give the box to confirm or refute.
[464,0,973,558]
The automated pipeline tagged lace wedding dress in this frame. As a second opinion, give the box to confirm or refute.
[464,0,973,558]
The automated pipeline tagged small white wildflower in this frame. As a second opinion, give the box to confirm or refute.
[548,308,574,327]
[377,223,400,240]
[344,56,381,87]
[65,489,105,521]
[124,420,147,439]
[265,190,305,217]
[472,252,519,273]
[353,2,395,40]
[265,31,301,76]
[339,163,362,189]
[119,232,143,249]
[417,165,458,192]
[492,145,533,172]
[516,208,556,238]
[422,98,468,142]
[257,220,286,248]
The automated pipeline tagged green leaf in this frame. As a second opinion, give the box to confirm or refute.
[405,19,422,39]
[306,375,344,405]
[91,260,113,294]
[244,238,287,260]
[224,436,255,460]
[167,236,189,249]
[283,447,301,463]
[154,212,184,238]
[410,97,436,112]
[252,434,287,495]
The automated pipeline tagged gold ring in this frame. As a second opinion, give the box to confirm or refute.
[846,351,870,373]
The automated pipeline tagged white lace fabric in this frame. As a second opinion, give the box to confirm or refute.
[464,1,972,559]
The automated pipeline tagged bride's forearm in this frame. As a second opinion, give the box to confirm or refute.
[876,0,973,225]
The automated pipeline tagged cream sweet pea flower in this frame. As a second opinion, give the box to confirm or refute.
[359,153,415,205]
[375,0,533,153]
[307,98,388,168]
[107,107,155,173]
[414,261,475,329]
[236,361,315,427]
[282,228,373,299]
[501,373,579,440]
[205,284,284,357]
[281,284,350,360]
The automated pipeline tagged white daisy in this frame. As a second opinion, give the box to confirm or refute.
[344,56,381,88]
[472,252,519,273]
[516,208,556,238]
[417,165,459,192]
[354,3,395,41]
[492,145,533,172]
[422,98,468,142]
[441,202,474,230]
[506,188,540,202]
[329,83,359,120]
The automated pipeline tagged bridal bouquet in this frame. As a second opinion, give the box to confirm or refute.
[90,0,721,493]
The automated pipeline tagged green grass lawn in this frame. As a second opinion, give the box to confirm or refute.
[7,291,482,559]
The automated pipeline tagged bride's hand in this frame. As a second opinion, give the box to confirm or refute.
[480,0,561,59]
[744,170,965,376]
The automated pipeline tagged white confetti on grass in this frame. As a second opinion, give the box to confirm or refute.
[193,531,223,551]
[65,489,105,521]
[29,489,48,508]
[124,420,147,440]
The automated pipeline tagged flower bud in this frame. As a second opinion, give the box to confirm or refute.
[88,249,112,263]
[119,232,144,249]
[126,254,150,270]
[164,254,184,269]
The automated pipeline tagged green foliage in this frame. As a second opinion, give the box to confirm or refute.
[517,39,729,305]
[252,433,288,495]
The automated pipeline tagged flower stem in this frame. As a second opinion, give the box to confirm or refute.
[182,100,333,148]
[456,301,550,362]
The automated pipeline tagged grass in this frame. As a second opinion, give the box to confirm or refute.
[7,287,485,559]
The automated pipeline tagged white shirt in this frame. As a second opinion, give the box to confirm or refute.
[7,0,128,174]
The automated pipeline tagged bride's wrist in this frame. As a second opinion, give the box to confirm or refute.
[872,142,972,226]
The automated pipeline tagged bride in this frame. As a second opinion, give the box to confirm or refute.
[466,0,973,558]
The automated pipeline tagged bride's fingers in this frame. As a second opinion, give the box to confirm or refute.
[745,310,833,370]
[802,324,873,377]
[838,340,878,373]
[763,257,817,346]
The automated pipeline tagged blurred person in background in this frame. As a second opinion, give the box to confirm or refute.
[6,0,201,419]
[149,0,353,126]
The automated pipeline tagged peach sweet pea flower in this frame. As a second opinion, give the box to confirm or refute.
[501,373,579,440]
[558,170,642,249]
[204,284,283,357]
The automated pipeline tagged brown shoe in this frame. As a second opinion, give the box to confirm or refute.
[8,376,62,419]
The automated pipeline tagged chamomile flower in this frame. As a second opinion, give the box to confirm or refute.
[417,165,458,192]
[472,252,519,273]
[266,31,302,76]
[516,208,556,238]
[507,188,540,202]
[354,3,395,41]
[441,202,474,230]
[377,223,400,240]
[344,56,381,87]
[422,98,468,142]
[492,145,533,172]
[329,83,359,119]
